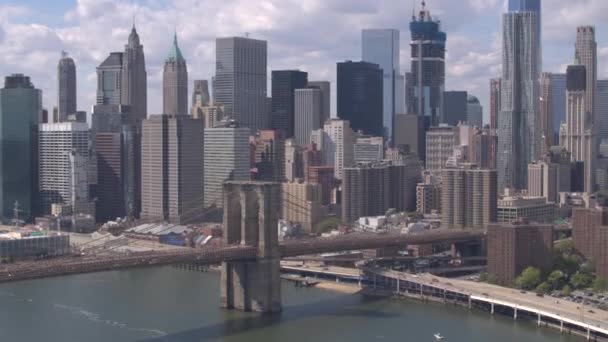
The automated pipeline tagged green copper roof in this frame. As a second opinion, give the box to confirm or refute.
[166,33,185,63]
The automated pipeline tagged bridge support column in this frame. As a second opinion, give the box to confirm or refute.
[513,307,518,320]
[560,321,564,333]
[491,303,494,315]
[220,182,282,313]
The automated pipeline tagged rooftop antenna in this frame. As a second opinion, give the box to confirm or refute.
[412,0,416,20]
[131,0,135,28]
[61,50,68,59]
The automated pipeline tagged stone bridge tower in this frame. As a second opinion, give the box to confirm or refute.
[220,181,282,313]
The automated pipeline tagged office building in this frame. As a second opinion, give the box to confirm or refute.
[308,81,331,126]
[362,29,404,144]
[487,222,553,286]
[416,176,441,214]
[498,10,540,191]
[550,74,567,142]
[540,73,554,156]
[497,196,555,224]
[203,122,251,207]
[284,139,303,182]
[441,165,497,229]
[215,37,268,132]
[0,74,42,222]
[193,102,224,129]
[281,182,324,233]
[560,64,596,194]
[597,80,608,149]
[96,52,124,106]
[294,87,322,146]
[322,119,355,179]
[395,113,425,161]
[442,91,467,126]
[57,52,76,122]
[471,128,496,169]
[354,137,384,163]
[490,78,501,130]
[252,130,285,182]
[271,70,308,138]
[191,80,210,110]
[337,61,383,137]
[308,166,335,205]
[140,115,203,224]
[575,26,597,123]
[91,105,138,221]
[467,95,483,127]
[426,125,457,172]
[527,161,563,203]
[409,2,446,126]
[302,143,322,180]
[121,26,147,121]
[163,34,188,116]
[572,208,608,280]
[39,122,92,216]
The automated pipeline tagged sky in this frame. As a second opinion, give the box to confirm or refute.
[1,0,608,125]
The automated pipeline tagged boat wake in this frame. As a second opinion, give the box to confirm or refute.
[53,304,167,337]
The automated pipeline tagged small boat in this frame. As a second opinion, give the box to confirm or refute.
[434,333,445,340]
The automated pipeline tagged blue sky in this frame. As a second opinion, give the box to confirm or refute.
[1,0,607,124]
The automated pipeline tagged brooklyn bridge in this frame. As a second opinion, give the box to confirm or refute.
[0,181,485,313]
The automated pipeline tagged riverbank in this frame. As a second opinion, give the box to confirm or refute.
[314,281,361,294]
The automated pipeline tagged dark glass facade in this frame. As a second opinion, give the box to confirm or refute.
[337,61,383,137]
[271,70,308,138]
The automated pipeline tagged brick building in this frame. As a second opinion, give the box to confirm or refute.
[572,208,608,280]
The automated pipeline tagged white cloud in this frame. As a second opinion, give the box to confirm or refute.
[0,0,605,123]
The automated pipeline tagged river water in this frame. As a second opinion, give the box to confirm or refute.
[0,267,582,341]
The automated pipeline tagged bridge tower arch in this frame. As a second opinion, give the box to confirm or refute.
[220,181,282,313]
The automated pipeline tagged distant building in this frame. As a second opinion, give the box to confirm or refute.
[441,165,497,229]
[191,80,210,110]
[497,196,555,224]
[120,26,147,121]
[342,159,420,223]
[57,51,77,122]
[281,182,325,233]
[487,222,553,286]
[294,87,322,146]
[322,119,355,179]
[540,73,554,157]
[442,91,467,126]
[550,74,567,142]
[409,2,446,126]
[203,122,251,208]
[362,29,404,145]
[141,115,203,224]
[395,113,425,161]
[163,34,188,116]
[337,61,383,137]
[307,81,330,125]
[466,95,483,127]
[597,80,608,147]
[215,37,268,132]
[284,139,303,182]
[271,70,308,138]
[39,122,92,216]
[252,130,285,182]
[354,137,384,164]
[0,74,42,222]
[96,52,124,106]
[91,105,138,221]
[572,208,608,281]
[560,64,596,194]
[193,102,224,129]
[575,26,597,124]
[426,125,457,172]
[470,128,496,169]
[308,166,335,205]
[416,174,441,214]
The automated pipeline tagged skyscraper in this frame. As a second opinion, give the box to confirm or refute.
[322,119,355,179]
[498,10,540,191]
[508,0,541,69]
[362,29,404,145]
[121,26,147,121]
[192,80,210,110]
[442,91,467,126]
[0,74,42,222]
[337,61,383,137]
[215,37,268,132]
[560,64,596,194]
[39,122,91,215]
[597,80,608,145]
[550,74,567,141]
[409,1,446,126]
[96,52,124,106]
[141,115,203,224]
[203,122,251,208]
[575,26,597,123]
[540,72,554,157]
[307,81,330,125]
[271,70,308,138]
[57,51,76,122]
[163,34,188,116]
[294,87,323,146]
[467,95,483,127]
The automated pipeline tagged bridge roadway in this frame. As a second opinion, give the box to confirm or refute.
[0,229,484,284]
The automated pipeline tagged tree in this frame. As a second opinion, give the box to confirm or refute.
[315,217,341,234]
[536,282,551,295]
[554,240,575,255]
[562,284,572,296]
[554,253,583,276]
[570,272,593,290]
[593,277,608,292]
[515,267,542,290]
[547,270,566,290]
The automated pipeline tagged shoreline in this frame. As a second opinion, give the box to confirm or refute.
[314,281,361,294]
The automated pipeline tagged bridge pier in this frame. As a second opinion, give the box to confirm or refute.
[220,182,282,313]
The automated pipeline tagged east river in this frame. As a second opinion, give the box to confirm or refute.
[0,267,583,341]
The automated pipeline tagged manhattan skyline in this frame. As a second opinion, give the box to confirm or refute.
[1,0,608,122]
